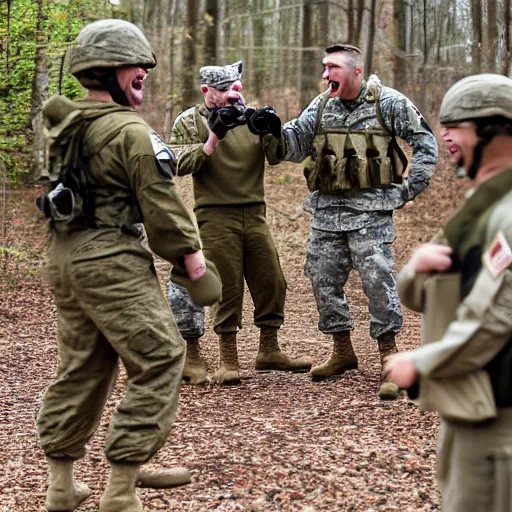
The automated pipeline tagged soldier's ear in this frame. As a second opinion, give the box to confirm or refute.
[200,84,209,96]
[354,66,362,76]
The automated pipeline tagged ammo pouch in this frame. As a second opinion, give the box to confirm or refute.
[37,182,83,223]
[304,129,405,193]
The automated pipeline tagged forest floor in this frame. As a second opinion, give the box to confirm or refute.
[1,154,469,511]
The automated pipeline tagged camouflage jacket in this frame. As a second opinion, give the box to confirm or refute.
[170,104,272,210]
[265,78,438,231]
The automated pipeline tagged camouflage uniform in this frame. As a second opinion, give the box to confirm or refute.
[269,77,438,339]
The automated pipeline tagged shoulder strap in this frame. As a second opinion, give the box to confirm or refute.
[314,89,331,134]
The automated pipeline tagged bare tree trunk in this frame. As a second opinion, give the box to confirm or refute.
[393,0,408,89]
[364,0,377,76]
[471,0,483,72]
[487,0,498,71]
[503,0,511,74]
[348,0,355,43]
[355,0,365,47]
[300,0,317,107]
[182,0,200,108]
[28,0,49,183]
[204,0,218,64]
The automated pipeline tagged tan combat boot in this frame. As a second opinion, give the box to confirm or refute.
[377,332,401,400]
[309,331,358,380]
[212,333,241,384]
[255,327,312,372]
[182,337,208,385]
[136,466,191,488]
[45,457,91,512]
[99,463,142,512]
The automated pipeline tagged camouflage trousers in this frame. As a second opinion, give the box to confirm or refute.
[37,229,185,463]
[305,214,403,338]
[168,205,286,336]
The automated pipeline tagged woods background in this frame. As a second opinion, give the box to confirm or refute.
[0,0,511,183]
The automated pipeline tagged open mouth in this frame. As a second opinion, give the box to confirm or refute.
[447,144,460,156]
[328,80,340,93]
[132,73,146,91]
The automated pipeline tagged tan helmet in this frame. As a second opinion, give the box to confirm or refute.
[69,19,156,76]
[439,73,512,125]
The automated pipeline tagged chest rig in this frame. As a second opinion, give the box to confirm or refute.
[304,79,408,193]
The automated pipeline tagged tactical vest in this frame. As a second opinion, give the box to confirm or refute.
[304,82,408,193]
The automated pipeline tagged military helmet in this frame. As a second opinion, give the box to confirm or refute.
[69,19,156,76]
[440,74,512,125]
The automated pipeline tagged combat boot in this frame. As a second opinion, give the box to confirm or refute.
[310,331,358,380]
[377,332,401,400]
[182,337,208,385]
[255,327,312,372]
[136,466,191,488]
[99,463,142,512]
[45,457,91,512]
[213,333,241,384]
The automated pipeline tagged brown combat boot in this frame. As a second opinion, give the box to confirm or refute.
[136,466,191,488]
[255,327,312,372]
[182,337,208,385]
[212,333,241,384]
[99,463,142,512]
[309,331,358,380]
[377,332,401,400]
[45,457,91,512]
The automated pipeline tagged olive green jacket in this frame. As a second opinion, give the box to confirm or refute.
[43,94,200,263]
[398,170,512,380]
[170,104,272,210]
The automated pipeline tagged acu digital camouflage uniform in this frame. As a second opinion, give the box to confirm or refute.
[265,72,438,393]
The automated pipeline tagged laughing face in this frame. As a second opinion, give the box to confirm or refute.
[116,66,148,109]
[321,52,362,100]
[440,122,478,170]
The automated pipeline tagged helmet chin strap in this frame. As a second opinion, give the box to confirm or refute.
[106,73,131,107]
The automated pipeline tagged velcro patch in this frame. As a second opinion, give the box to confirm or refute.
[150,132,176,179]
[483,231,512,278]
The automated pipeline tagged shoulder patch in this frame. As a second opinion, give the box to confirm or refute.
[150,131,176,180]
[483,231,512,278]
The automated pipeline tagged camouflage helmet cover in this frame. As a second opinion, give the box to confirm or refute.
[69,19,157,76]
[200,61,243,89]
[440,73,512,124]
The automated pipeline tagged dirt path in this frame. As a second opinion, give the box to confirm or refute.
[1,157,467,511]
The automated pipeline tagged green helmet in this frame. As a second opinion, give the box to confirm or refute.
[439,73,512,125]
[69,19,156,76]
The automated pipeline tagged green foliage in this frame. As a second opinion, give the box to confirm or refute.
[0,0,115,181]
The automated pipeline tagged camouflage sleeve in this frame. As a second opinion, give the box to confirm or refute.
[169,107,208,176]
[381,89,438,202]
[277,96,323,163]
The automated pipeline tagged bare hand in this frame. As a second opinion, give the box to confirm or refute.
[383,353,418,388]
[410,243,453,273]
[183,250,206,281]
[203,130,220,155]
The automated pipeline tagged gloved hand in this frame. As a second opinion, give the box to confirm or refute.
[246,106,282,138]
[207,104,247,140]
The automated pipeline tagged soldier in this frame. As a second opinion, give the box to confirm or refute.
[385,74,512,511]
[260,44,438,398]
[168,61,312,385]
[36,20,220,512]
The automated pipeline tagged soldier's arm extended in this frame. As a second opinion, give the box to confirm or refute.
[169,108,208,176]
[404,220,512,380]
[382,91,438,202]
[262,95,323,164]
[126,125,201,263]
